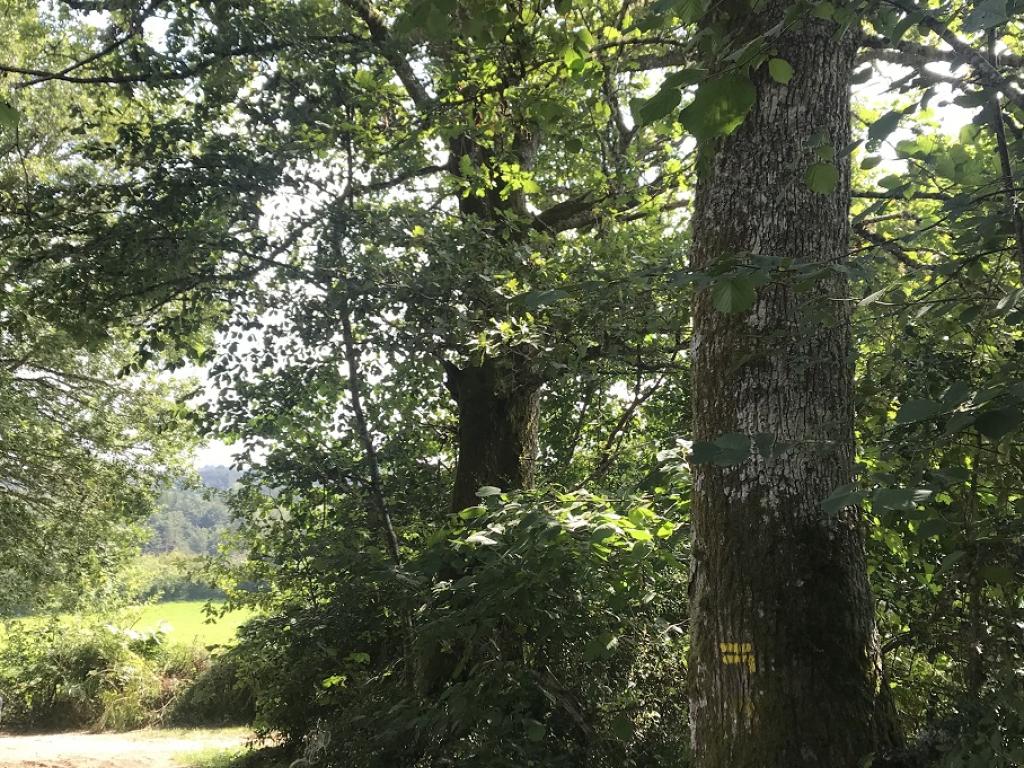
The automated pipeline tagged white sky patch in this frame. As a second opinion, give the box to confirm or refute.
[194,438,238,467]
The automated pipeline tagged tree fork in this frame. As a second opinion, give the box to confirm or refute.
[686,6,902,766]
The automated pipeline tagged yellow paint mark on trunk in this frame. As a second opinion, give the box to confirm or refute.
[719,641,757,673]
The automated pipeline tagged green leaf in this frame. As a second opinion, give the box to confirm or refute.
[626,527,654,541]
[710,277,756,313]
[962,0,1012,31]
[940,381,972,406]
[466,531,500,546]
[636,85,682,126]
[821,484,866,515]
[425,3,453,41]
[877,174,903,191]
[0,102,19,130]
[812,1,835,18]
[714,433,751,451]
[767,58,793,84]
[851,66,873,85]
[662,68,706,89]
[979,565,1016,584]
[974,407,1022,440]
[860,155,883,170]
[935,550,966,576]
[958,305,982,323]
[752,432,778,458]
[895,398,942,423]
[689,441,719,464]
[518,288,569,309]
[611,714,634,742]
[712,433,751,465]
[859,288,887,307]
[524,718,546,742]
[815,143,836,162]
[583,632,619,661]
[868,110,902,142]
[679,73,757,142]
[873,487,919,511]
[915,518,949,539]
[476,485,502,497]
[944,411,976,434]
[805,163,839,194]
[689,434,751,466]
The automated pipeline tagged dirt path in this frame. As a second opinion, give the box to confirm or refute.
[0,728,249,768]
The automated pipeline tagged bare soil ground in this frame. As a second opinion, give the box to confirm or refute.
[0,728,249,768]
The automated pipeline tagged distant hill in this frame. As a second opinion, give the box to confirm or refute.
[144,465,240,555]
[197,464,243,491]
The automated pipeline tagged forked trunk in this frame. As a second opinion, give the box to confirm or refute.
[687,9,899,767]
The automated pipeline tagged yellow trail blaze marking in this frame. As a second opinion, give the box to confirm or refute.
[719,641,757,673]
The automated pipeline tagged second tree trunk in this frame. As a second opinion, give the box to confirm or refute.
[687,10,897,768]
[445,358,540,511]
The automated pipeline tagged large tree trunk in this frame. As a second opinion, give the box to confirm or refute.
[687,10,898,768]
[445,358,540,511]
[438,131,542,512]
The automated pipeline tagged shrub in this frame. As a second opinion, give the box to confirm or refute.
[0,619,169,731]
[130,553,226,603]
[166,648,256,727]
[226,489,691,768]
[0,616,254,732]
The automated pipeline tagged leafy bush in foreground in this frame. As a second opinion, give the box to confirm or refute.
[227,489,691,768]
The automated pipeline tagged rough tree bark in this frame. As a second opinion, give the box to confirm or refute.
[687,8,900,767]
[444,357,540,511]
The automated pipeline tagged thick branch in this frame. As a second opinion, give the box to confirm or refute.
[860,34,1023,69]
[340,0,434,111]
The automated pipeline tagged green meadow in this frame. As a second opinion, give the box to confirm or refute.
[124,601,255,647]
[2,601,255,649]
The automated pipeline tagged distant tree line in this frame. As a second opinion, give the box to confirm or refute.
[144,465,241,557]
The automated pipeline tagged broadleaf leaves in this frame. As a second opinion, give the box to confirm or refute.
[635,85,682,125]
[0,102,19,130]
[895,398,942,424]
[680,73,756,143]
[962,0,1013,31]
[767,58,793,84]
[711,277,756,313]
[805,163,839,194]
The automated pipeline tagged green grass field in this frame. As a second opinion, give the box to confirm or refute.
[122,601,255,647]
[1,601,255,649]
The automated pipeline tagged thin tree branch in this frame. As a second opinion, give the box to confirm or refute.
[882,0,1024,113]
[986,29,1024,283]
[332,227,402,566]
